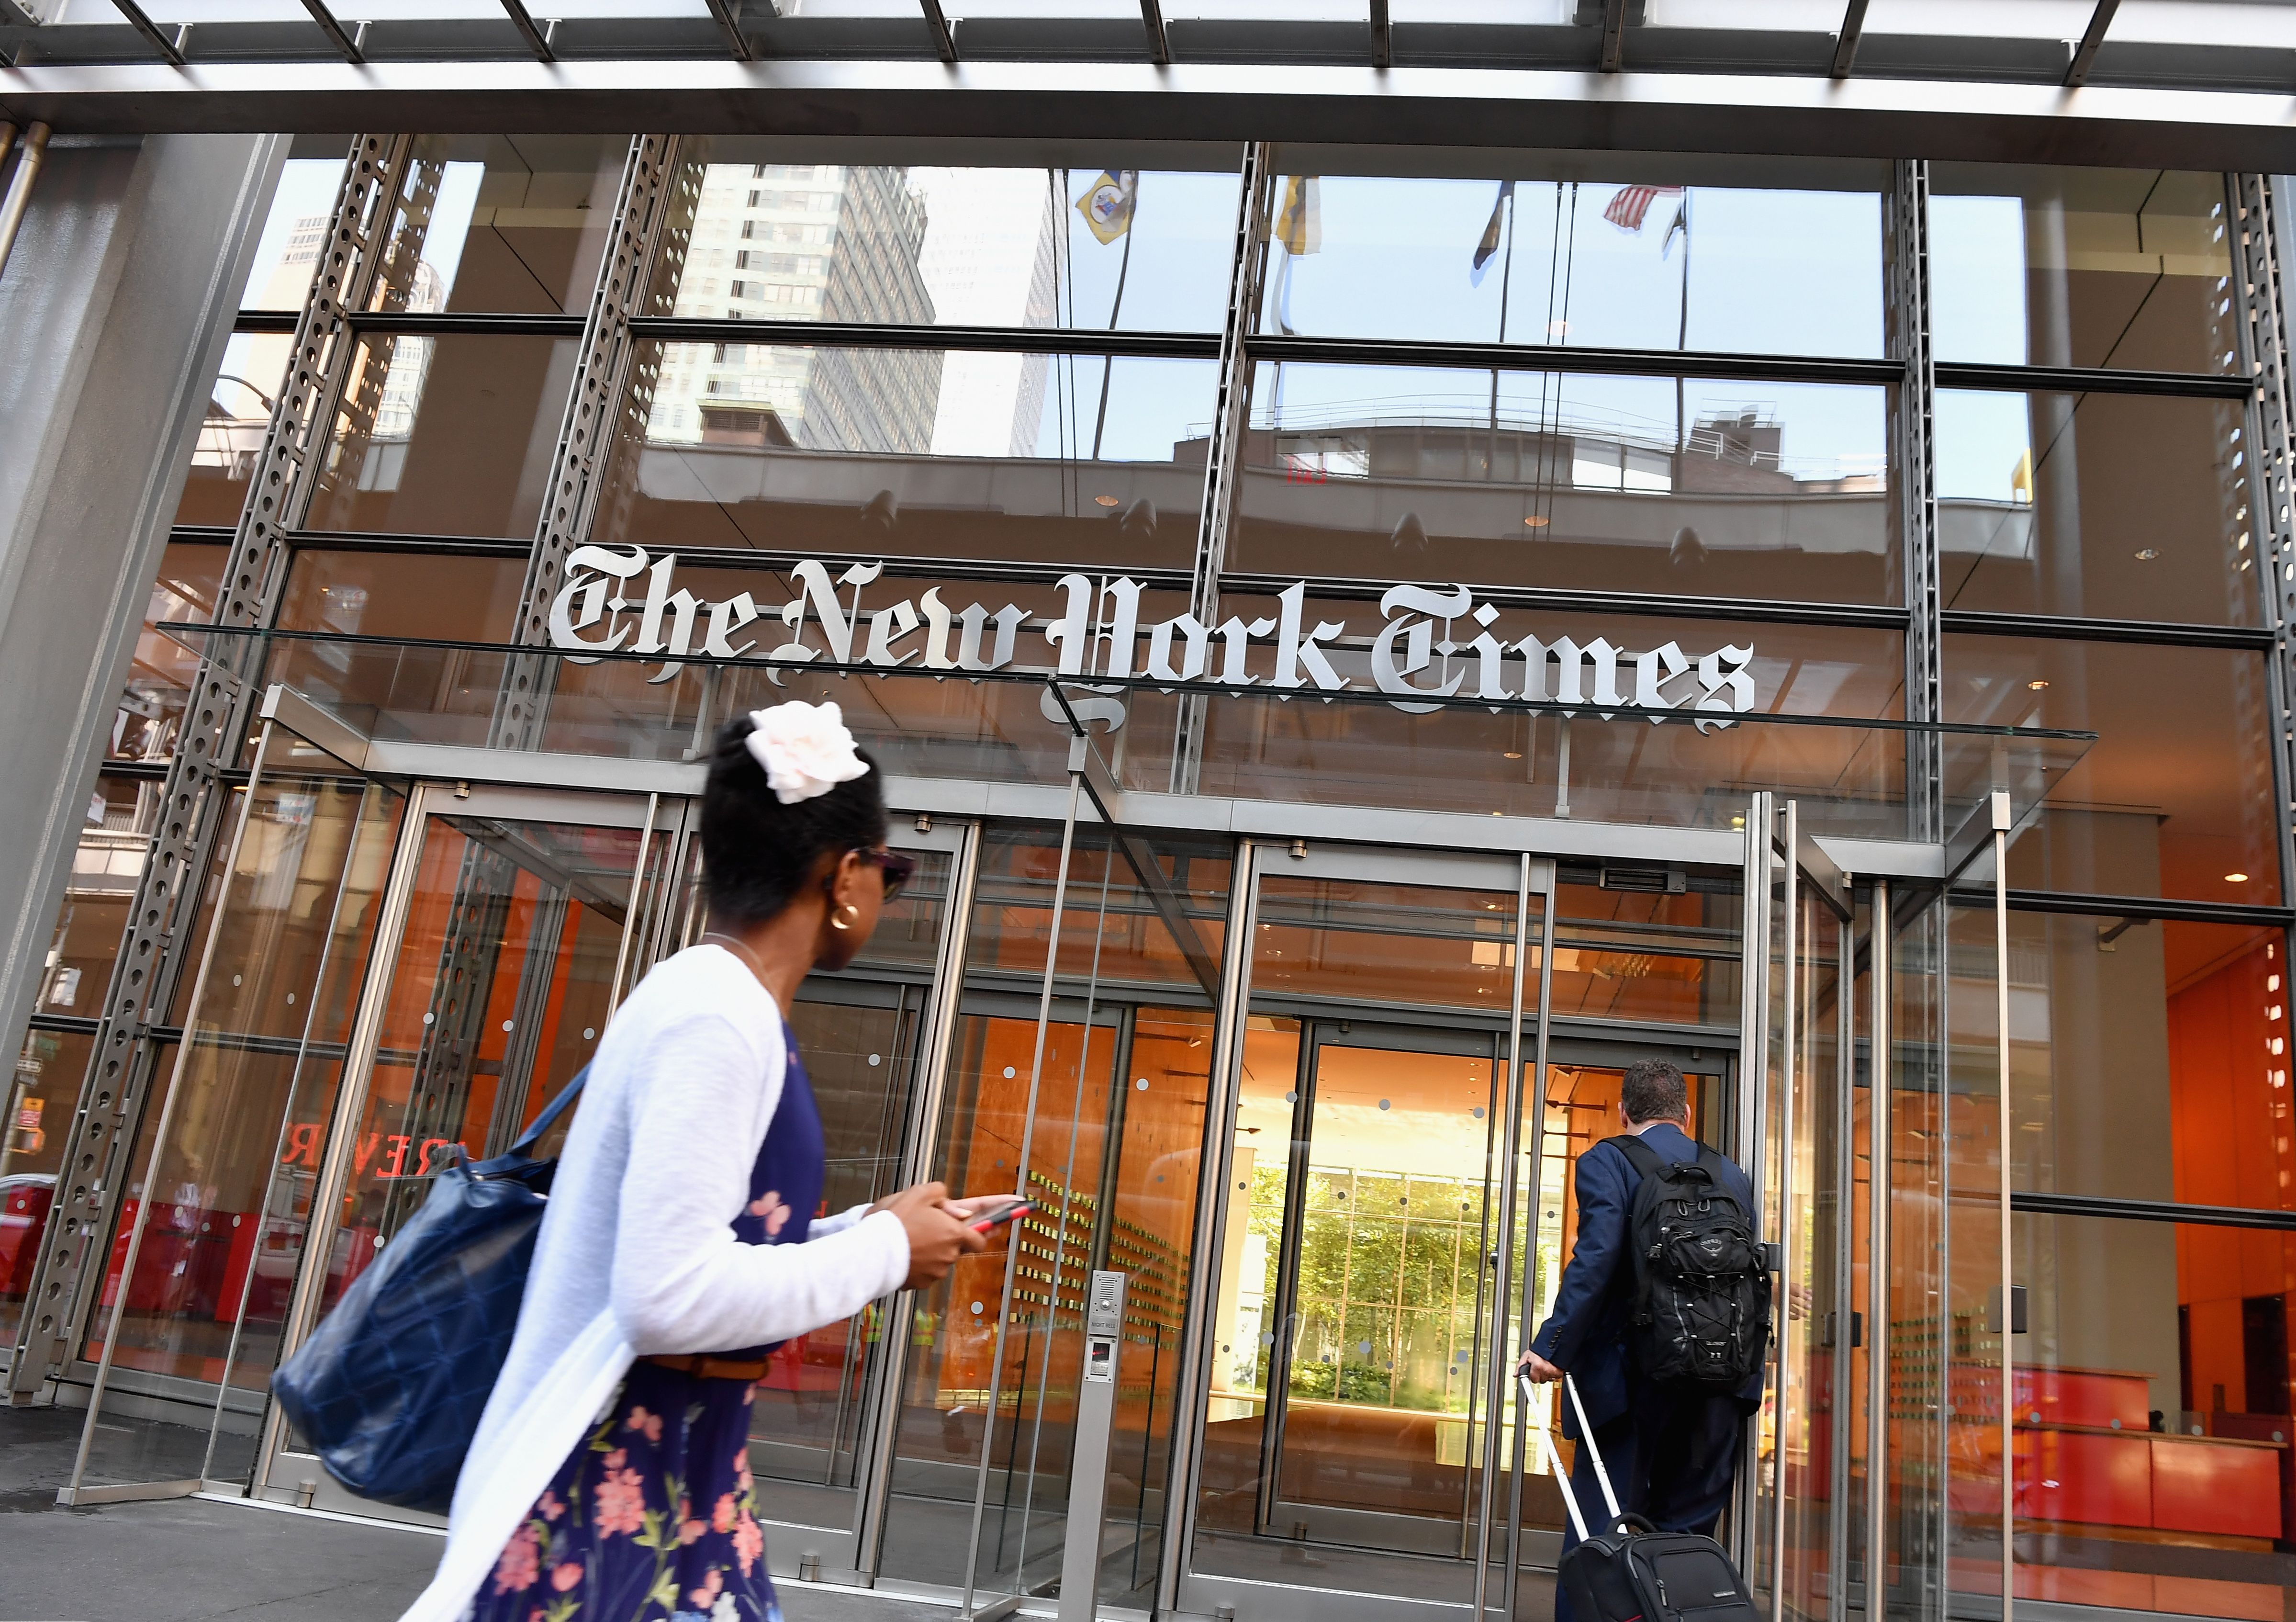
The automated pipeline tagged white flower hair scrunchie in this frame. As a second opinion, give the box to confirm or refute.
[745,700,870,805]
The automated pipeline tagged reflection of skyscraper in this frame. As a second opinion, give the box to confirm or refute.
[648,164,942,454]
[373,259,446,441]
[913,168,1061,457]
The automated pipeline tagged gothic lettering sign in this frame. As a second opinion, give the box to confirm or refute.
[547,546,1756,729]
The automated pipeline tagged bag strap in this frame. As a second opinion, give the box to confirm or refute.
[1606,1132,1668,1181]
[507,1064,590,1157]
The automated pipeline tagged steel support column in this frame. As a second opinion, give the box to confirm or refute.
[493,134,682,751]
[1891,160,1940,845]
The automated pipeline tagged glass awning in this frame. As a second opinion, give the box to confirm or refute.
[157,620,2094,846]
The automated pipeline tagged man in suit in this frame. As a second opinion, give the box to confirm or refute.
[1519,1059,1764,1613]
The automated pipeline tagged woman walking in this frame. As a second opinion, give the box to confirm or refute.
[402,700,987,1622]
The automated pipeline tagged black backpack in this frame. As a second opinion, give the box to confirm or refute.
[1608,1134,1771,1390]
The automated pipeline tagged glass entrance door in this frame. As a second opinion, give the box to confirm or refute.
[250,784,676,1515]
[1186,848,1543,1617]
[1257,1024,1503,1559]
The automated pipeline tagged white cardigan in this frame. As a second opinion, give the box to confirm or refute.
[398,945,912,1622]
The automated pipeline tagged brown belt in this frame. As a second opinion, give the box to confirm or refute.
[641,1353,771,1382]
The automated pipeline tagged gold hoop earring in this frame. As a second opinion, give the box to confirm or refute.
[830,903,859,933]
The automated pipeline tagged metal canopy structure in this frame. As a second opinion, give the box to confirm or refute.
[2,0,2296,160]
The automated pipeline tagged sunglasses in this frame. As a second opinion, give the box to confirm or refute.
[853,846,918,903]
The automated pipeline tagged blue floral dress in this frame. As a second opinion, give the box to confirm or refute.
[466,1031,827,1622]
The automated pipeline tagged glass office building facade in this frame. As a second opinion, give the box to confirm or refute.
[4,124,2295,1622]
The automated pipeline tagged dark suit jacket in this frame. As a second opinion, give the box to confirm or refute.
[1527,1121,1763,1436]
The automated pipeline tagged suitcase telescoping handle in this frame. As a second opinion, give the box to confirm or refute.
[1519,1370,1627,1539]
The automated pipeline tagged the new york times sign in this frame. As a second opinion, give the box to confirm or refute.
[548,547,1755,728]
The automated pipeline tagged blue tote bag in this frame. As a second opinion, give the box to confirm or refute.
[271,1068,586,1514]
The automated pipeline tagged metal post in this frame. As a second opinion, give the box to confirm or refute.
[1499,859,1557,1616]
[0,121,51,282]
[1993,813,2014,1622]
[1829,888,1855,1622]
[856,818,983,1577]
[1769,800,1799,1622]
[960,774,1082,1619]
[1733,791,1772,1580]
[1865,882,1892,1620]
[1473,852,1534,1621]
[1154,838,1259,1614]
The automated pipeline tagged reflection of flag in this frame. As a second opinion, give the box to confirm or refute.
[1603,182,1683,232]
[1470,180,1514,287]
[1276,175,1321,255]
[1076,170,1139,244]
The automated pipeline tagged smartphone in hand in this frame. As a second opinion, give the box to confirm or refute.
[967,1198,1033,1233]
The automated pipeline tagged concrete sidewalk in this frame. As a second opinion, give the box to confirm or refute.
[0,1407,956,1622]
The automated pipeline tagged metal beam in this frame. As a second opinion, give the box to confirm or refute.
[10,60,2296,171]
[1598,0,1626,73]
[701,0,755,61]
[296,0,363,64]
[498,0,555,62]
[918,0,956,64]
[108,0,186,67]
[1829,0,1869,79]
[1141,0,1169,66]
[1369,0,1389,70]
[2065,0,2119,88]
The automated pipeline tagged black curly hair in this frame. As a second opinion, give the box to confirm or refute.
[701,711,889,926]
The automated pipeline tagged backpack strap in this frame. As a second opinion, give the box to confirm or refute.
[507,1064,590,1157]
[1605,1132,1668,1181]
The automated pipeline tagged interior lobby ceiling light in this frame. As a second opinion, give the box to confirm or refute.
[1094,494,1120,507]
[2229,872,2252,883]
[1523,515,1550,528]
[2028,680,2049,689]
[2136,548,2161,559]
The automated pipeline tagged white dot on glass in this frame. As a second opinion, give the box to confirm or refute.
[286,992,295,1005]
[1284,1091,1297,1104]
[232,975,243,987]
[1378,1099,1390,1111]
[868,1053,881,1067]
[1003,1066,1017,1079]
[502,1020,513,1033]
[1472,1106,1485,1118]
[423,1012,435,1025]
[373,1234,384,1248]
[583,1027,595,1040]
[1135,1078,1148,1091]
[971,1300,985,1315]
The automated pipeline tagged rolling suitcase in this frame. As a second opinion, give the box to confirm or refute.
[1524,1372,1759,1622]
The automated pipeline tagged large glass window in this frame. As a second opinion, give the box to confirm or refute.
[1232,361,1894,601]
[1937,387,2259,626]
[113,542,224,765]
[1257,159,1886,356]
[597,342,1217,570]
[369,135,628,317]
[1931,166,2236,377]
[2005,1213,2295,1619]
[1949,910,2295,1211]
[1942,634,2280,905]
[304,332,579,539]
[238,137,351,312]
[648,150,1241,333]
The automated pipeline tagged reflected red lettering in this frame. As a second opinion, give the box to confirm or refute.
[280,1123,321,1169]
[381,1135,412,1179]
